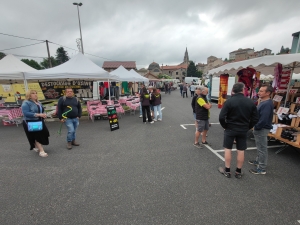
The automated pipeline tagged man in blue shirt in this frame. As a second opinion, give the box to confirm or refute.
[249,84,274,175]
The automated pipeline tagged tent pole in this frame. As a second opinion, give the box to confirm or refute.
[108,79,111,101]
[284,62,296,107]
[23,73,28,91]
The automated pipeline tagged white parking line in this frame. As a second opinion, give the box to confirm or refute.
[180,122,220,129]
[297,220,300,224]
[214,145,284,152]
[204,144,225,161]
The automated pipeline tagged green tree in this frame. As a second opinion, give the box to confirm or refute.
[21,59,42,70]
[224,58,228,61]
[158,74,172,79]
[195,70,203,78]
[40,57,58,69]
[187,61,197,77]
[0,52,6,60]
[55,47,69,65]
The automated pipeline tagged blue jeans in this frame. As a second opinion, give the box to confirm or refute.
[153,104,162,120]
[65,118,79,142]
[253,128,270,170]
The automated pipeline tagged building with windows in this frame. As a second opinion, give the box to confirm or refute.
[229,48,254,60]
[197,56,224,74]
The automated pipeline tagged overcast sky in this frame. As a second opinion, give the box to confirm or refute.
[0,0,299,69]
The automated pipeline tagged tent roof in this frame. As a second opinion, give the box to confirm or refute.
[110,66,147,82]
[0,54,36,83]
[208,53,300,75]
[129,69,149,82]
[24,53,119,81]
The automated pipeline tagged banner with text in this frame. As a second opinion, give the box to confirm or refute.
[39,80,93,99]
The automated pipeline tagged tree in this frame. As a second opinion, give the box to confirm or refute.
[158,74,172,79]
[187,61,197,77]
[40,56,58,69]
[224,58,228,61]
[0,52,6,60]
[195,70,203,78]
[55,47,69,65]
[21,59,42,70]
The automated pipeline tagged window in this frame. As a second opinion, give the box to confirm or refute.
[176,72,178,75]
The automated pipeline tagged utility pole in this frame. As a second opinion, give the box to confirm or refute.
[46,40,52,68]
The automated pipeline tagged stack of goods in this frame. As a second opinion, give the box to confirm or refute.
[281,128,300,142]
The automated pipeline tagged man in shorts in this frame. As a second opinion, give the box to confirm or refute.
[191,87,201,130]
[194,86,211,148]
[218,82,258,179]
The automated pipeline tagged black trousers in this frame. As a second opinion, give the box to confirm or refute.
[142,106,152,122]
[182,91,188,98]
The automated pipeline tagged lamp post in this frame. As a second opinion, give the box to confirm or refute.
[73,2,84,54]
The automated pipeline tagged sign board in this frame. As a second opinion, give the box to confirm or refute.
[277,107,289,115]
[107,105,119,131]
[273,95,283,102]
[289,89,298,94]
[39,80,93,99]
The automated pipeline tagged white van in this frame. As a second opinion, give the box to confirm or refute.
[184,77,201,85]
[207,77,235,101]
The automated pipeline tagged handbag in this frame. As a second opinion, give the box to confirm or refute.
[27,121,43,132]
[26,103,43,132]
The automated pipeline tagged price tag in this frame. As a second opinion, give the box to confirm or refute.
[273,95,283,102]
[277,107,289,115]
[296,97,300,104]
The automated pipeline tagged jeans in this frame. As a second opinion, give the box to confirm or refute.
[191,91,195,97]
[183,91,187,98]
[253,128,270,170]
[180,89,183,96]
[65,118,79,142]
[139,102,142,116]
[153,104,162,120]
[142,106,152,122]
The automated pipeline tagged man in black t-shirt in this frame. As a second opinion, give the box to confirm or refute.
[57,88,82,150]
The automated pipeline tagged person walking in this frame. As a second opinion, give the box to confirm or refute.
[57,88,82,150]
[190,83,195,97]
[21,90,49,157]
[249,84,274,175]
[152,88,162,121]
[179,83,183,96]
[140,87,154,124]
[194,86,211,148]
[218,82,258,179]
[182,84,188,98]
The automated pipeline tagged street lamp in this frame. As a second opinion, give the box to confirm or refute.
[73,2,84,54]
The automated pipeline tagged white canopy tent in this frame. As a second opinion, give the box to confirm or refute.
[24,53,120,82]
[110,65,148,82]
[0,54,36,85]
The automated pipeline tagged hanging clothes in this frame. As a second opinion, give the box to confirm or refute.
[237,67,256,98]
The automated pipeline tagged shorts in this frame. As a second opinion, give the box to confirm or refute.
[193,113,196,120]
[196,120,209,132]
[223,129,247,150]
[150,104,154,111]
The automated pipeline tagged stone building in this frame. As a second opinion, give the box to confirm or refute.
[229,48,254,60]
[147,62,162,76]
[197,56,224,74]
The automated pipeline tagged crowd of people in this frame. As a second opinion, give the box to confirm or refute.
[191,82,274,178]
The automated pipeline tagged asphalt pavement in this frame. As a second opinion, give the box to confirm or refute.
[1,90,300,225]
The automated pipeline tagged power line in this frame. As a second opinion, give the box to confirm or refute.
[0,32,44,42]
[49,41,78,52]
[0,41,45,51]
[3,53,46,59]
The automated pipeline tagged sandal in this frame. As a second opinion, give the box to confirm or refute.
[33,148,39,152]
[39,152,48,157]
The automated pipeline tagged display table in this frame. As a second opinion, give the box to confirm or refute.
[0,107,23,126]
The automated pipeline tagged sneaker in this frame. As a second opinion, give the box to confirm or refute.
[139,115,142,118]
[158,118,162,121]
[235,172,243,179]
[248,160,258,166]
[193,142,203,148]
[153,119,157,122]
[150,121,154,124]
[218,167,231,178]
[249,168,266,175]
[201,141,209,145]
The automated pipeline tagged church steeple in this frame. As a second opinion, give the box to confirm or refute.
[183,47,189,64]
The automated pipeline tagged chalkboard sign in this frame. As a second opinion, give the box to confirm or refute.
[107,105,119,131]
